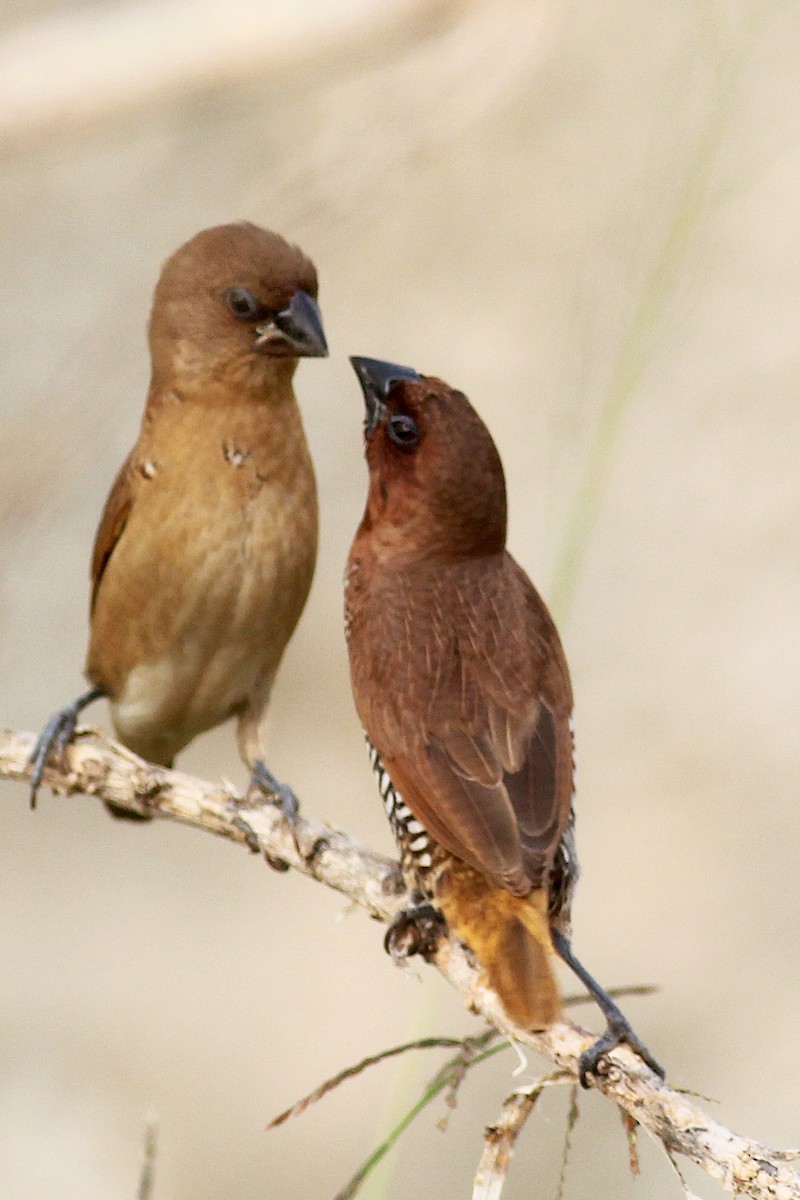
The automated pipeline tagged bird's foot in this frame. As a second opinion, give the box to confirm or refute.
[248,761,300,823]
[243,760,306,870]
[29,709,78,806]
[230,801,289,872]
[28,687,104,808]
[578,1017,664,1089]
[229,811,287,866]
[550,927,664,1088]
[103,800,153,822]
[384,902,446,962]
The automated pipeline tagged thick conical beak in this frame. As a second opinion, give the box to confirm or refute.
[350,356,421,435]
[255,290,328,358]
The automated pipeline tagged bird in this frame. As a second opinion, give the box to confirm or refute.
[29,221,327,830]
[344,355,663,1085]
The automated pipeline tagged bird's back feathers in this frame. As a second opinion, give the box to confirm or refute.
[347,550,573,895]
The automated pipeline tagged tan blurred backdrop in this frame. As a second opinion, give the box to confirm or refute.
[2,1,799,1197]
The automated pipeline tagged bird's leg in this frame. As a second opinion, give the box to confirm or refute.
[29,685,105,808]
[384,900,447,962]
[551,928,664,1087]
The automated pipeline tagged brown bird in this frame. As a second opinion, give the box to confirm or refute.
[345,356,663,1084]
[30,222,326,827]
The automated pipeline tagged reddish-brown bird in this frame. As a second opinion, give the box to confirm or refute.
[30,222,326,823]
[345,356,662,1084]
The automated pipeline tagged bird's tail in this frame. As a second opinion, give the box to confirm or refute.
[436,865,561,1031]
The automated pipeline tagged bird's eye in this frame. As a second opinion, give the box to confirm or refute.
[225,287,261,320]
[387,414,420,449]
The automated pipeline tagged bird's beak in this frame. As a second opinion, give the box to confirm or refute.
[254,290,328,358]
[350,356,421,436]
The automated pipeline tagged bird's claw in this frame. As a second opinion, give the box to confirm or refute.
[578,1020,665,1088]
[29,708,80,808]
[245,760,308,868]
[300,834,329,869]
[250,761,300,822]
[384,902,446,962]
[230,803,291,872]
[230,814,264,856]
[28,686,105,809]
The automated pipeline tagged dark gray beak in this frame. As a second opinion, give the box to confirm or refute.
[255,290,328,358]
[350,356,421,435]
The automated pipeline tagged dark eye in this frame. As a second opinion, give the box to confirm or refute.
[387,414,420,449]
[225,286,261,320]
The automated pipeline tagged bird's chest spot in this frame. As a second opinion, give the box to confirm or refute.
[222,442,251,468]
[220,440,277,498]
[366,738,440,891]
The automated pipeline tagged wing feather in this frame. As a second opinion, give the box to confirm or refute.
[354,552,574,895]
[90,453,135,614]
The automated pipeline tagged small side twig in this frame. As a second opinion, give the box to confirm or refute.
[472,1070,570,1200]
[664,1146,704,1200]
[622,1111,641,1178]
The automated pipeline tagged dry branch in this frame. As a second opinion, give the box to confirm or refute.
[2,726,798,1200]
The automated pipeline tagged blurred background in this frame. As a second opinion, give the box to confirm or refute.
[1,0,799,1196]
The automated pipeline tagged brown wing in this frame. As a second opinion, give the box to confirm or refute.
[356,553,573,897]
[90,452,135,614]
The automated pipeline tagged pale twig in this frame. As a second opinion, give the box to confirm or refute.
[2,727,799,1200]
[664,1146,705,1200]
[472,1071,569,1200]
[622,1110,641,1178]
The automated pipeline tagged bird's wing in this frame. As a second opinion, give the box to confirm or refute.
[364,556,574,896]
[90,453,135,614]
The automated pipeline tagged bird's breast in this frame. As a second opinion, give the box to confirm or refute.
[88,398,317,751]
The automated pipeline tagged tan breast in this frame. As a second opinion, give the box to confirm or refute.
[87,395,317,758]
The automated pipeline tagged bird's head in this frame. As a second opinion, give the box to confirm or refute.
[350,356,507,562]
[148,221,327,393]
